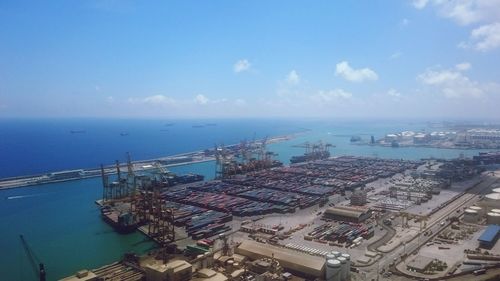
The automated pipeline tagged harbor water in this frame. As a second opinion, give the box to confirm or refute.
[0,118,492,280]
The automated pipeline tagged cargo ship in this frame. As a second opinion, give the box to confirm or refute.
[100,206,137,234]
[290,150,330,164]
[350,136,361,142]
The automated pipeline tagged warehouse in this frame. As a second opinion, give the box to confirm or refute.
[478,224,500,249]
[235,240,325,278]
[323,206,371,222]
[406,255,435,273]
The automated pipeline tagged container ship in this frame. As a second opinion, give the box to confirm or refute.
[290,150,330,164]
[100,206,137,234]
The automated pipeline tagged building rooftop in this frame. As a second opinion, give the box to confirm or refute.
[59,270,97,281]
[406,255,435,271]
[192,269,228,281]
[478,225,500,243]
[235,240,325,277]
[324,206,369,219]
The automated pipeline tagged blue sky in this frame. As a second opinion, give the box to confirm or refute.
[0,0,499,119]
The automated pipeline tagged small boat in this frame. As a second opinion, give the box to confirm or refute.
[120,132,129,136]
[70,130,86,134]
[350,136,361,142]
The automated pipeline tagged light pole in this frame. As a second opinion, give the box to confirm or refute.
[376,258,380,281]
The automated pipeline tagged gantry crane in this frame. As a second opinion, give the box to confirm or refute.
[20,234,46,281]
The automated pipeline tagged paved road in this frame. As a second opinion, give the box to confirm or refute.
[360,173,498,281]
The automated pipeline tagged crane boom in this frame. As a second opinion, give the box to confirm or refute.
[19,234,46,281]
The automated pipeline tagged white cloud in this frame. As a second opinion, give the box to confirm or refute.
[106,96,114,102]
[390,52,402,60]
[387,89,401,97]
[335,61,378,82]
[235,99,247,106]
[213,98,228,103]
[465,22,500,51]
[400,18,410,27]
[311,89,352,103]
[413,1,500,51]
[129,94,177,106]
[417,66,485,98]
[194,94,209,105]
[234,59,251,73]
[414,0,500,25]
[455,62,471,71]
[286,70,300,85]
[412,0,429,9]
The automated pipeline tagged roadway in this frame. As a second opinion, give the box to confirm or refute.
[360,172,498,281]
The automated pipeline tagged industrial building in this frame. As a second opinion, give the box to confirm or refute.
[406,255,436,273]
[323,206,371,222]
[478,224,500,249]
[191,268,228,281]
[350,189,367,206]
[60,261,145,281]
[235,240,325,278]
[144,260,192,281]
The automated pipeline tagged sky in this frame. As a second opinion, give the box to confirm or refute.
[0,0,500,119]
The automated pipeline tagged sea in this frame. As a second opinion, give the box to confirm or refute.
[0,118,493,281]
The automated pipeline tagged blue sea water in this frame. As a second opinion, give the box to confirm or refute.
[0,118,309,178]
[0,118,495,280]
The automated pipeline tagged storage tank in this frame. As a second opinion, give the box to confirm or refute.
[326,253,336,261]
[226,260,234,273]
[331,251,341,258]
[482,193,500,209]
[326,259,341,281]
[469,206,484,216]
[463,209,478,223]
[337,256,347,281]
[341,253,351,280]
[487,212,500,225]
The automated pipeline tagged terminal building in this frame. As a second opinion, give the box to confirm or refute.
[323,206,371,223]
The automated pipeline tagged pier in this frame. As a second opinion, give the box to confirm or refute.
[0,134,294,190]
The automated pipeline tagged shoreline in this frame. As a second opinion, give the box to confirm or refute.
[0,134,296,190]
[352,141,498,150]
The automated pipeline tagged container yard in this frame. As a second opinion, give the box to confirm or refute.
[60,146,500,281]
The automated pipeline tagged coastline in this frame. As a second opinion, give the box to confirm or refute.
[0,134,295,190]
[352,141,498,150]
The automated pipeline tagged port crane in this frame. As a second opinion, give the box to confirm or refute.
[292,141,335,153]
[19,234,46,281]
[291,141,335,163]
